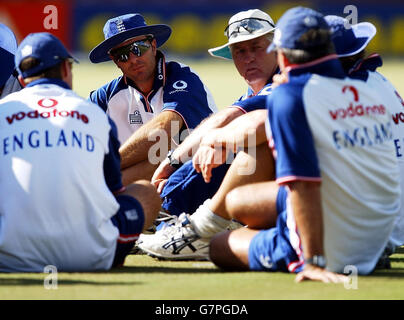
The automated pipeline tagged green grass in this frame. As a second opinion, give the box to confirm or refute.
[0,248,403,300]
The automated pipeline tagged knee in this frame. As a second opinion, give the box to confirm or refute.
[225,187,244,221]
[124,180,161,228]
[209,232,228,268]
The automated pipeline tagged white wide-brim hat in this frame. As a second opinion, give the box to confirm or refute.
[208,9,276,60]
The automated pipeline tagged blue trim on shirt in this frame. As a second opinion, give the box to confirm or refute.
[26,78,71,90]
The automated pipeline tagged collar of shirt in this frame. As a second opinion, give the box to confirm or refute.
[349,53,383,74]
[286,54,346,79]
[25,78,71,90]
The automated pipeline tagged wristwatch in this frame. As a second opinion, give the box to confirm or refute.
[305,255,327,268]
[166,150,182,169]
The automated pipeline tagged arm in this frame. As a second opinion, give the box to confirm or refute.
[151,107,244,190]
[289,181,347,283]
[192,109,268,183]
[170,107,245,164]
[119,110,184,170]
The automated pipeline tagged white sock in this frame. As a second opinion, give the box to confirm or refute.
[189,199,230,238]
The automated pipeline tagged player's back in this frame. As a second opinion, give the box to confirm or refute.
[0,81,120,272]
[270,58,400,273]
[301,73,400,273]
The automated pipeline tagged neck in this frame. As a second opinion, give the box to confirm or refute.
[249,80,267,95]
[126,73,155,95]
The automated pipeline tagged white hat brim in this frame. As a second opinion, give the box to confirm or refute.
[208,27,276,60]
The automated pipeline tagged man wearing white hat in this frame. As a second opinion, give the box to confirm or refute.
[0,23,22,99]
[89,13,217,184]
[138,9,279,260]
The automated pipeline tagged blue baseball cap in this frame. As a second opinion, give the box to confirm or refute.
[0,23,17,87]
[89,13,171,63]
[15,32,78,79]
[267,6,330,52]
[325,15,376,57]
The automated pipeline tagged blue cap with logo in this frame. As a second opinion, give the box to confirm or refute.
[15,32,78,78]
[267,6,330,52]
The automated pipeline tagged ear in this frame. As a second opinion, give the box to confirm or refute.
[151,38,157,55]
[17,75,26,88]
[61,59,70,77]
[277,50,291,70]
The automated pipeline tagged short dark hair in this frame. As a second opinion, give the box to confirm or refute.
[280,28,335,64]
[19,57,63,82]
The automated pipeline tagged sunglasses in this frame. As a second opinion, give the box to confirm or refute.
[109,36,153,62]
[224,18,275,39]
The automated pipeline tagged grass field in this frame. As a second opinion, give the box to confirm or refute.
[2,58,404,301]
[0,248,403,300]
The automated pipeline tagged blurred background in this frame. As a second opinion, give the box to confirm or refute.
[1,0,404,106]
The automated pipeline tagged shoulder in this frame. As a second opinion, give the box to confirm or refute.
[164,60,204,86]
[272,75,310,108]
[89,76,127,108]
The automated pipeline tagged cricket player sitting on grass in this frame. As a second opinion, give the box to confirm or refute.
[0,32,161,272]
[208,7,400,282]
[147,9,278,224]
[88,13,217,185]
[0,23,22,99]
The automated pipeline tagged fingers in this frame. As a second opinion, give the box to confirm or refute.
[156,179,167,194]
[295,267,348,284]
[151,179,167,194]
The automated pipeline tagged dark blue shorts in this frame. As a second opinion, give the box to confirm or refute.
[161,160,230,216]
[111,195,145,267]
[248,186,304,273]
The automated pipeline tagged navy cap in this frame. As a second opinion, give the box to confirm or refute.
[0,23,17,87]
[15,32,78,78]
[325,15,376,57]
[267,7,330,52]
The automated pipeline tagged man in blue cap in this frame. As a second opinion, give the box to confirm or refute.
[0,32,161,272]
[208,7,400,283]
[0,23,22,98]
[88,13,217,184]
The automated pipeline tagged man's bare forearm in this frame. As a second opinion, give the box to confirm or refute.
[288,181,324,259]
[202,109,268,152]
[171,107,244,163]
[119,111,184,169]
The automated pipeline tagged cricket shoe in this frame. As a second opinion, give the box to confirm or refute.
[137,213,210,261]
[143,211,180,234]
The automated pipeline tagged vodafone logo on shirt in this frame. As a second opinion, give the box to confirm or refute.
[5,98,89,125]
[38,98,58,108]
[329,85,386,120]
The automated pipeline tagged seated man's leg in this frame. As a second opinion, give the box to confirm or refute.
[111,180,161,267]
[210,186,303,272]
[138,144,276,260]
[225,181,280,229]
[190,143,275,237]
[161,160,230,216]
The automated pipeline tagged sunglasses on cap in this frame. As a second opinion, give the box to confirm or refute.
[109,36,153,62]
[224,18,275,39]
